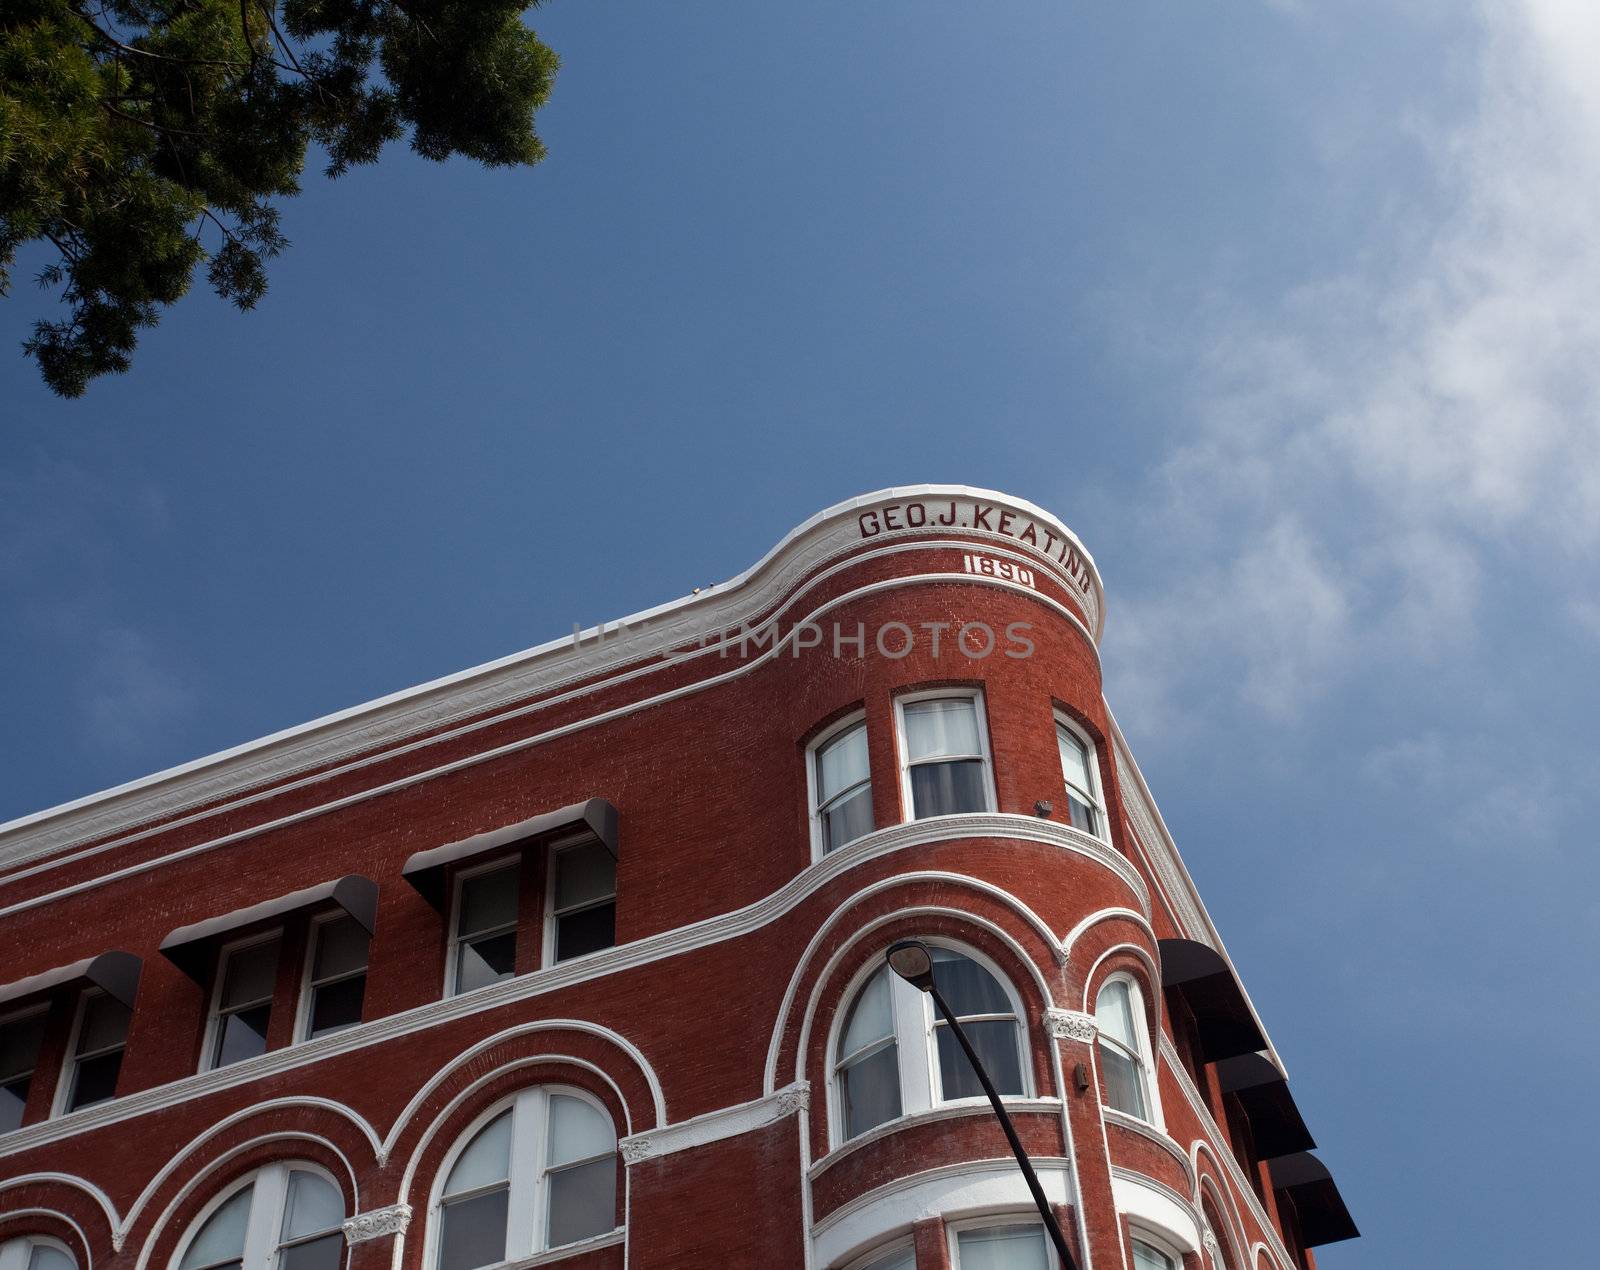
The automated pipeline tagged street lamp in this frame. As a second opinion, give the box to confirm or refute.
[885,939,1080,1270]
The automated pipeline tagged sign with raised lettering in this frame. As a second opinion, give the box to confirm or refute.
[856,496,1093,593]
[963,554,1035,588]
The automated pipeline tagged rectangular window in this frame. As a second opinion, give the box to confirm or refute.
[954,1224,1050,1270]
[901,695,992,819]
[61,990,130,1113]
[452,861,519,994]
[550,842,616,963]
[1055,720,1105,838]
[0,1007,48,1133]
[207,935,280,1070]
[812,719,873,854]
[301,914,370,1040]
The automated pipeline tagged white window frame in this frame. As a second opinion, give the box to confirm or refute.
[945,1215,1052,1268]
[541,835,618,968]
[1095,972,1163,1131]
[425,1085,621,1268]
[200,930,282,1074]
[445,855,521,998]
[294,911,370,1043]
[807,713,874,860]
[51,988,128,1117]
[827,940,1031,1148]
[838,1235,916,1270]
[1127,1228,1186,1270]
[172,1161,346,1270]
[1053,713,1108,841]
[0,1235,76,1270]
[893,689,997,823]
[0,1001,51,1132]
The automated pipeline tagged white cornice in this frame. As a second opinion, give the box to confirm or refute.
[0,817,1135,1159]
[1,487,1101,876]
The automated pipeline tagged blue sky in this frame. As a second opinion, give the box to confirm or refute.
[4,1,1597,1263]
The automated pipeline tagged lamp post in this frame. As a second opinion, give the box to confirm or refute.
[886,939,1080,1270]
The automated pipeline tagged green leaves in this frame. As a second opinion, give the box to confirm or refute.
[0,0,559,395]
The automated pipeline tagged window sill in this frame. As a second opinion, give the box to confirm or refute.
[497,1229,625,1268]
[811,1097,1063,1179]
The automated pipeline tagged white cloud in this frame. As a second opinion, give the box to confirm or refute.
[1105,0,1600,730]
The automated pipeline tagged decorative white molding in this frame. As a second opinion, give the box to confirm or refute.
[342,1204,411,1244]
[1203,1229,1222,1257]
[0,487,1101,874]
[0,821,1129,1161]
[619,1082,809,1165]
[1043,1008,1097,1043]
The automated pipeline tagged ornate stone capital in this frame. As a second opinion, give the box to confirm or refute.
[1043,1008,1097,1043]
[618,1136,655,1165]
[342,1204,412,1245]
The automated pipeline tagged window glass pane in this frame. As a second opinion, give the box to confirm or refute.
[437,1188,508,1270]
[546,1095,615,1168]
[1,1012,48,1082]
[1065,792,1097,834]
[1,1077,28,1133]
[457,866,518,938]
[860,1245,916,1270]
[444,1110,513,1195]
[909,759,987,817]
[1132,1243,1177,1270]
[220,940,279,1009]
[77,994,130,1055]
[840,1042,901,1139]
[546,1155,616,1247]
[554,844,616,912]
[67,1050,122,1110]
[955,1225,1050,1270]
[822,787,874,852]
[555,902,616,962]
[936,1020,1023,1100]
[309,975,366,1037]
[455,932,517,994]
[931,951,1011,1017]
[904,698,981,761]
[180,1184,254,1270]
[839,969,894,1058]
[283,1170,344,1240]
[213,1005,271,1068]
[312,917,370,982]
[817,724,869,803]
[28,1247,76,1270]
[1099,1042,1148,1119]
[1095,981,1138,1048]
[1057,725,1091,789]
[279,1234,343,1270]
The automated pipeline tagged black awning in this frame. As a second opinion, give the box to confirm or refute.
[1271,1152,1360,1247]
[1158,938,1268,1063]
[401,798,618,910]
[0,951,143,1010]
[160,875,378,983]
[1214,1052,1317,1160]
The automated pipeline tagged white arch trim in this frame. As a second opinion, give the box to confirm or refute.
[1061,907,1155,959]
[0,1211,94,1267]
[133,1134,353,1270]
[1112,1171,1201,1255]
[0,1177,117,1253]
[763,872,1069,1094]
[121,1096,377,1242]
[775,898,1058,1096]
[382,1018,662,1162]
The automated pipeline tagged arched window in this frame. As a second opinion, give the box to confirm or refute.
[842,1240,915,1270]
[811,717,874,854]
[175,1164,345,1270]
[433,1087,618,1270]
[832,946,1027,1143]
[0,1237,75,1270]
[1094,975,1156,1123]
[1054,717,1106,839]
[951,1223,1051,1269]
[1131,1240,1178,1270]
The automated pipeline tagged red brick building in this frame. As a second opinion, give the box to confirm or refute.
[0,486,1356,1270]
